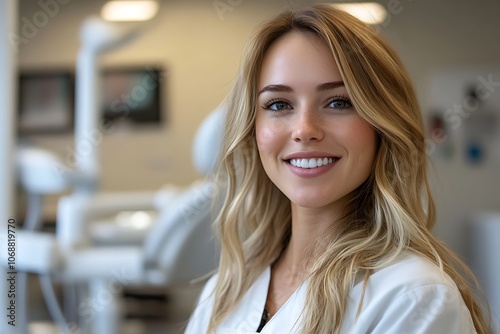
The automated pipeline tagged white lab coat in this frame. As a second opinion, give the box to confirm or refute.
[185,253,476,333]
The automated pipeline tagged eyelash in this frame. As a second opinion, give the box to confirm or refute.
[262,98,292,111]
[261,96,353,112]
[326,95,353,110]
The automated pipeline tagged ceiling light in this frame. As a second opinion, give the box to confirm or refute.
[101,1,159,22]
[333,2,388,25]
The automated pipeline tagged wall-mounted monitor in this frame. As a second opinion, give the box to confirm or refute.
[18,66,164,135]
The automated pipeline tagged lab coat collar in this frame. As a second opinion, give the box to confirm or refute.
[218,266,307,334]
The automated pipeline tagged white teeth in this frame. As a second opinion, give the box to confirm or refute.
[289,157,338,169]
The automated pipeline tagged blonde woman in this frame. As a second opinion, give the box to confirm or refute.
[185,4,489,334]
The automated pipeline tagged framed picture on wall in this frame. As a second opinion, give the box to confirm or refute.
[101,67,163,125]
[18,71,74,135]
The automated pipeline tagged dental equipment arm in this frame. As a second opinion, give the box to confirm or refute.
[74,17,146,189]
[59,16,152,249]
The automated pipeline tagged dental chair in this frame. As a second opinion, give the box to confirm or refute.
[87,106,225,248]
[12,105,225,334]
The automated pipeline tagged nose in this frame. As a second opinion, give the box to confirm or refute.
[291,108,324,143]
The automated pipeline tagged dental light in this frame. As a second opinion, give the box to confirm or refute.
[333,2,388,25]
[101,0,159,22]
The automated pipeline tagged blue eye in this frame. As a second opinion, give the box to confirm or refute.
[263,99,292,112]
[327,97,353,110]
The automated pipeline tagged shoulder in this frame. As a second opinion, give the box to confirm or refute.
[343,252,476,333]
[351,252,463,309]
[369,252,456,291]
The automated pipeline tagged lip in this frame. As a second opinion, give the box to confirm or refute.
[284,156,340,178]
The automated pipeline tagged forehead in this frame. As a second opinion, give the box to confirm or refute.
[258,30,343,88]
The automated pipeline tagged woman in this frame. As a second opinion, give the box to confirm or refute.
[185,4,489,333]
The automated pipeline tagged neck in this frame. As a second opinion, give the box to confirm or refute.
[276,203,343,279]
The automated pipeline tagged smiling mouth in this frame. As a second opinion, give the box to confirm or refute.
[287,157,340,169]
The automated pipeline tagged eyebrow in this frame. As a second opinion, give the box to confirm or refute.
[258,81,345,95]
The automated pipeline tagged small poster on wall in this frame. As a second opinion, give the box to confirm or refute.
[426,68,500,165]
[18,71,74,135]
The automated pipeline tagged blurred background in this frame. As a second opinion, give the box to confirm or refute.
[1,0,500,333]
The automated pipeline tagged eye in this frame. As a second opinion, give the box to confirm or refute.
[327,96,353,110]
[263,99,292,112]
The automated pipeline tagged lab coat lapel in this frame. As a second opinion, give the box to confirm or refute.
[259,282,306,334]
[218,267,271,333]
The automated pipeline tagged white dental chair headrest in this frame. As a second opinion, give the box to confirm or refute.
[16,146,70,194]
[192,104,226,175]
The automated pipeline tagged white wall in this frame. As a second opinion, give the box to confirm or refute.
[17,0,500,259]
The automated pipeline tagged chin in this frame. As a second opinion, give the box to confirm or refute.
[288,194,338,210]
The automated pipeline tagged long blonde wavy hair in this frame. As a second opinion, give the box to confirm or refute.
[209,4,489,333]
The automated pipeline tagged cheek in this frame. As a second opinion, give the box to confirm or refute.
[256,127,275,147]
[352,121,378,163]
[337,118,377,161]
[256,122,280,154]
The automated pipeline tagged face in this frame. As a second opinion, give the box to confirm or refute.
[255,31,377,210]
